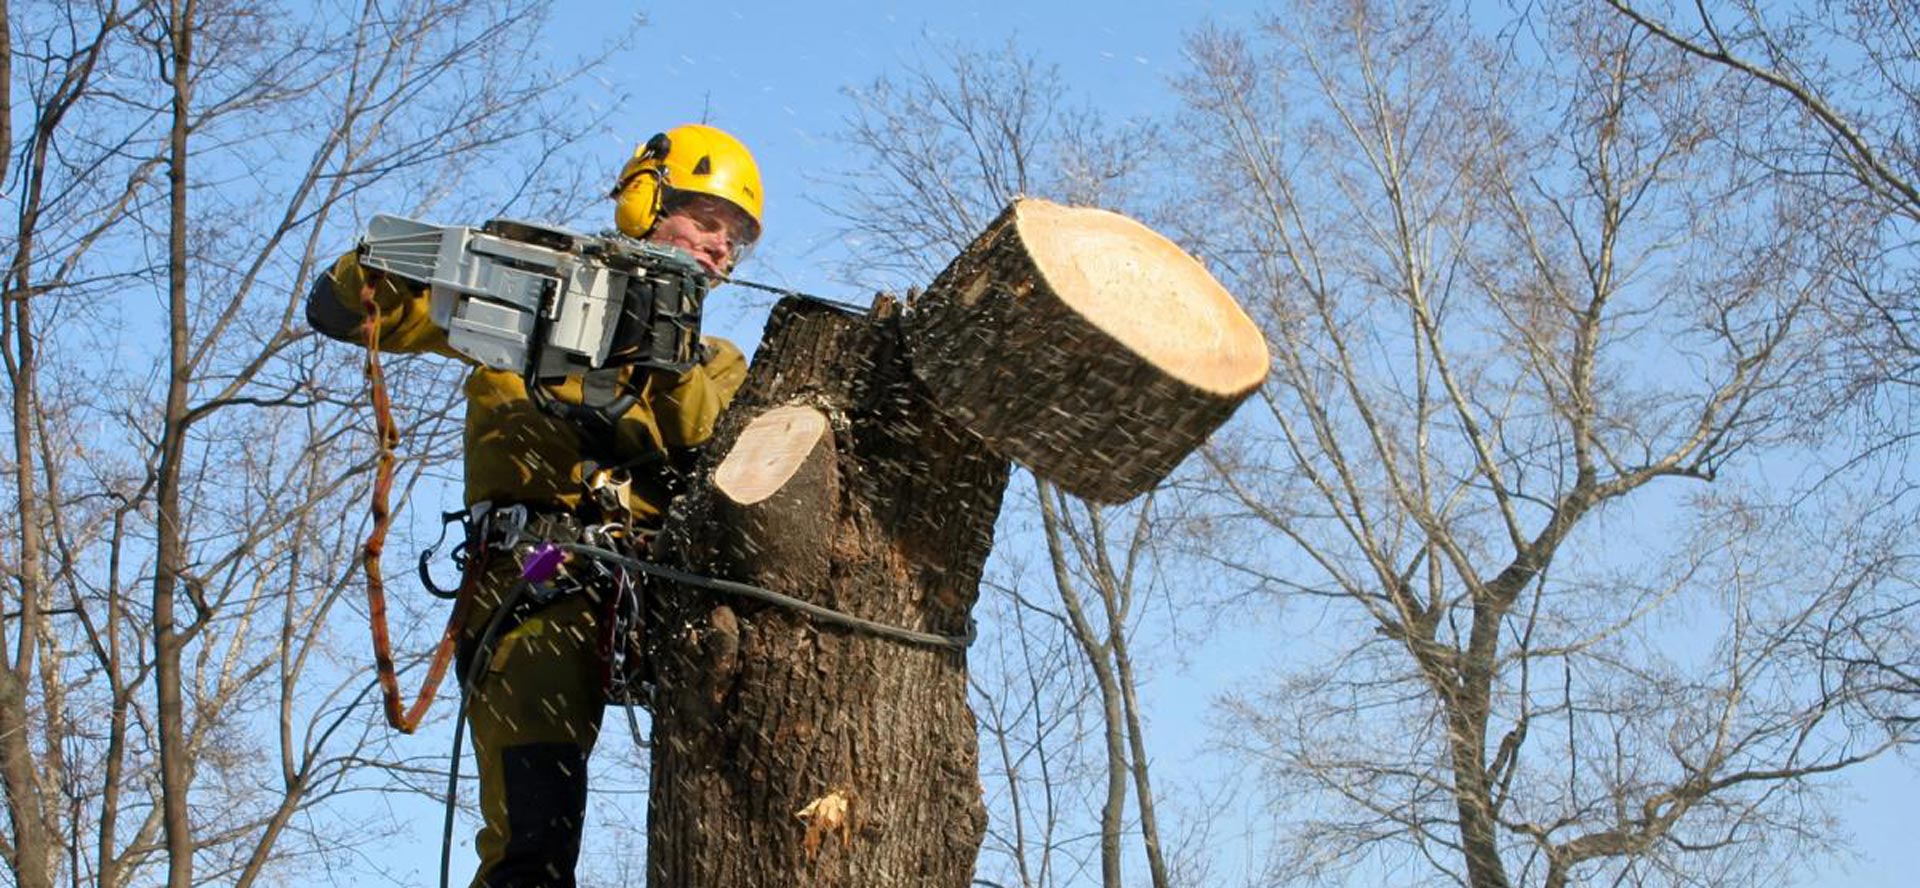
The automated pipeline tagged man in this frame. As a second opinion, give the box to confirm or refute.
[308,124,762,887]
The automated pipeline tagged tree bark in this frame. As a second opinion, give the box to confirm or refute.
[905,198,1268,503]
[0,158,56,888]
[1,0,56,878]
[156,3,198,884]
[648,297,1009,886]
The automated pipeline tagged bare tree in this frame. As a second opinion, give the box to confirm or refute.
[970,566,1105,888]
[1600,0,1920,740]
[1597,1,1917,246]
[1,0,614,884]
[1176,2,1906,885]
[830,40,1197,888]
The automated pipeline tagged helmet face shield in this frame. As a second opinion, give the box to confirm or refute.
[661,189,759,269]
[650,189,759,278]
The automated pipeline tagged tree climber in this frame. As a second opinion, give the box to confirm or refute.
[308,124,764,888]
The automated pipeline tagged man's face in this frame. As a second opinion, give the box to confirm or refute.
[645,192,756,280]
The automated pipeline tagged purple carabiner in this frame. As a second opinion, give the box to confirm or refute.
[521,542,566,583]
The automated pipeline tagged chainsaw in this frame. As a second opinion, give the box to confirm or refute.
[356,214,710,378]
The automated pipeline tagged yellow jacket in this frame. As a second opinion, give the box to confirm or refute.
[312,251,747,518]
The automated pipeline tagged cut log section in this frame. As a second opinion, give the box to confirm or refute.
[709,403,837,594]
[906,198,1270,502]
[713,404,833,506]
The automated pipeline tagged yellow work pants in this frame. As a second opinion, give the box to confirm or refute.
[459,559,607,888]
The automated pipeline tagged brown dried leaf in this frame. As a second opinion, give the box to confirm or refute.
[795,788,854,857]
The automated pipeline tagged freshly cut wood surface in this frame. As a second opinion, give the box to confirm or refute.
[907,198,1269,503]
[1017,199,1268,396]
[712,404,830,505]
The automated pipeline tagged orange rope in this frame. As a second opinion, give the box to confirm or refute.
[360,292,473,734]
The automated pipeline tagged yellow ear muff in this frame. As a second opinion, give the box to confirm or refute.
[613,133,674,237]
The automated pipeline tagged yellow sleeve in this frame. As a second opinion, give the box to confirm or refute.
[309,251,462,358]
[650,336,748,448]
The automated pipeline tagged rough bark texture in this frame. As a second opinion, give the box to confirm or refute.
[905,199,1266,503]
[2,232,55,888]
[157,7,198,884]
[648,297,1010,887]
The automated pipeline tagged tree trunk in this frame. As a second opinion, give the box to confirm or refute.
[1,220,55,888]
[905,198,1268,503]
[648,297,1009,886]
[156,4,198,884]
[1448,701,1510,888]
[1,0,54,874]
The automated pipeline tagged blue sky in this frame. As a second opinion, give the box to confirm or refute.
[362,2,1920,885]
[535,1,1261,333]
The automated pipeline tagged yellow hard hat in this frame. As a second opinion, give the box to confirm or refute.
[611,124,764,243]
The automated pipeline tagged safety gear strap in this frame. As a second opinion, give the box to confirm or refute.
[526,370,638,451]
[361,296,481,734]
